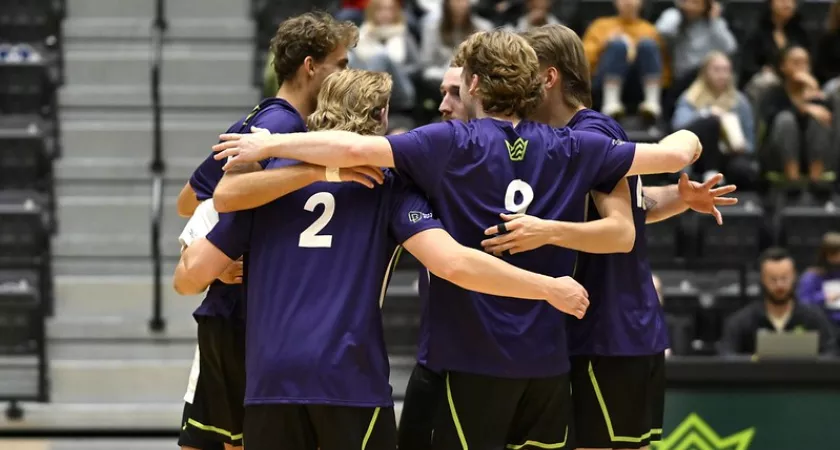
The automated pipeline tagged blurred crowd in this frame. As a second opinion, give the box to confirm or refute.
[264,0,840,195]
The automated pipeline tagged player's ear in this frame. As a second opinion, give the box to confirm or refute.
[303,56,316,78]
[545,67,560,90]
[380,103,390,134]
[469,74,479,96]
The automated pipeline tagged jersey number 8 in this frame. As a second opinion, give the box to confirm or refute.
[505,180,534,214]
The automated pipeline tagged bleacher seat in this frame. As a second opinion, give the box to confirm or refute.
[0,46,60,116]
[0,269,47,402]
[694,198,764,267]
[0,115,57,220]
[0,191,52,314]
[781,203,840,269]
[0,0,64,84]
[645,215,686,267]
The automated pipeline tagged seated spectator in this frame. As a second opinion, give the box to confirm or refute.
[581,0,668,118]
[815,0,840,91]
[719,247,838,356]
[655,0,737,108]
[510,0,561,32]
[739,0,810,101]
[475,0,525,26]
[420,0,493,85]
[797,232,840,326]
[672,52,756,186]
[759,46,835,184]
[353,0,420,110]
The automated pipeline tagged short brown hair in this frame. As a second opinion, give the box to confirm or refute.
[523,25,592,108]
[452,30,544,118]
[306,69,392,135]
[270,12,358,85]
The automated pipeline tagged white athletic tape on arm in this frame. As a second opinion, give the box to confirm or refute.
[178,199,220,247]
[325,167,341,182]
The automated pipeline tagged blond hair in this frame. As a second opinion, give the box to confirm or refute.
[523,24,592,108]
[306,69,392,135]
[452,30,544,118]
[683,51,737,111]
[364,0,405,24]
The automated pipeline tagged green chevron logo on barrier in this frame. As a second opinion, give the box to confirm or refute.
[653,413,755,450]
[505,138,528,161]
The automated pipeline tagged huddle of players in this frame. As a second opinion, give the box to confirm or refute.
[173,11,735,450]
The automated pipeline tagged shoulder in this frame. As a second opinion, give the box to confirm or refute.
[800,268,823,281]
[252,102,306,133]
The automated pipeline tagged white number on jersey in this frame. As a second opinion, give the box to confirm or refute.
[299,192,335,248]
[635,175,646,210]
[505,179,535,214]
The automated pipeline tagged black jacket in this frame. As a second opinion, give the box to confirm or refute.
[738,13,811,88]
[719,300,838,356]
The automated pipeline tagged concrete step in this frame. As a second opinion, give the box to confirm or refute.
[61,110,243,161]
[67,0,249,20]
[0,439,179,450]
[64,43,252,87]
[59,85,259,110]
[53,234,183,259]
[56,157,199,183]
[54,275,201,321]
[48,316,197,340]
[54,194,186,248]
[63,18,254,42]
[48,341,197,360]
[52,257,179,276]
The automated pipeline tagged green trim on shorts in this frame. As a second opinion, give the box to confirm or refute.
[505,426,568,449]
[185,417,243,442]
[361,406,381,450]
[445,372,470,449]
[588,361,663,443]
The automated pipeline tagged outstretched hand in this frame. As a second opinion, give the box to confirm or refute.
[678,173,738,225]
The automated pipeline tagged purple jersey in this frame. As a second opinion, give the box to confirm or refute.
[189,98,306,319]
[386,118,636,377]
[205,169,442,406]
[566,109,669,356]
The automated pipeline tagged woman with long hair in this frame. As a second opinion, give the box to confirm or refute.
[672,51,756,187]
[797,232,840,326]
[419,0,492,85]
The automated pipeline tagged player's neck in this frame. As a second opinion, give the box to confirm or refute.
[547,104,586,128]
[477,108,520,127]
[276,85,314,118]
[764,298,793,319]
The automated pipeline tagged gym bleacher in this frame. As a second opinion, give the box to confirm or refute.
[0,0,839,448]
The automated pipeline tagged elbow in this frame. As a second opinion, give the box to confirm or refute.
[430,253,469,285]
[212,191,235,213]
[613,223,636,253]
[176,202,192,218]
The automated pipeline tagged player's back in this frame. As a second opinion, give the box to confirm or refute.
[239,166,436,406]
[566,109,669,357]
[387,118,636,378]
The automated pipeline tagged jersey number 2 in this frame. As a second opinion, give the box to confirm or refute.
[505,180,534,214]
[299,192,335,248]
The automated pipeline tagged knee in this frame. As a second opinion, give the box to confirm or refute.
[605,39,629,54]
[636,39,660,54]
[772,110,797,131]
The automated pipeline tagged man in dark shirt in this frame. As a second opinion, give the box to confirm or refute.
[720,247,838,356]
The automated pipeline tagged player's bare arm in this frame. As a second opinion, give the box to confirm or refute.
[627,130,703,176]
[173,238,236,295]
[481,178,635,255]
[176,182,201,218]
[644,173,738,225]
[213,128,396,170]
[212,163,384,213]
[403,228,590,319]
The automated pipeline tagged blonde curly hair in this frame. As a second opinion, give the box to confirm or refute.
[452,30,544,118]
[306,69,392,135]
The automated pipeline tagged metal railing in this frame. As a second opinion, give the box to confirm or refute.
[149,0,168,333]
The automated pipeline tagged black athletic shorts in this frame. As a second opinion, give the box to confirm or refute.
[180,316,246,447]
[243,404,397,450]
[433,371,572,450]
[178,402,225,450]
[398,363,446,450]
[569,353,666,449]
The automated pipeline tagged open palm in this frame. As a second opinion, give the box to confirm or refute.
[677,173,738,225]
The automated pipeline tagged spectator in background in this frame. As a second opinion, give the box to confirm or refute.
[420,0,493,86]
[475,0,525,26]
[815,0,840,90]
[582,0,667,119]
[672,52,755,186]
[719,247,837,356]
[798,232,840,326]
[740,0,810,99]
[655,0,737,108]
[760,46,834,184]
[353,0,420,110]
[510,0,561,32]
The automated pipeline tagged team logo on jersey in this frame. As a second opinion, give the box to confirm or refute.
[612,138,626,146]
[408,211,434,223]
[653,413,755,450]
[505,138,529,161]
